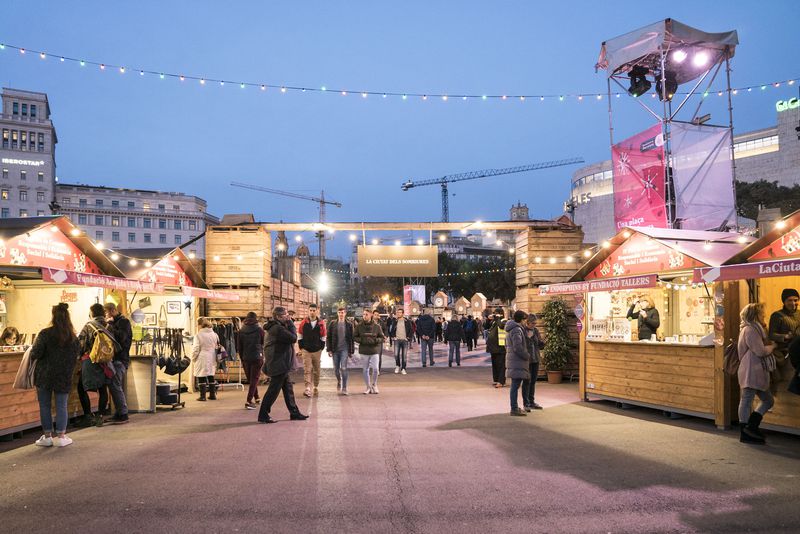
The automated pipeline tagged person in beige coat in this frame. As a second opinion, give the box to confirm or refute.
[737,303,776,444]
[192,318,220,401]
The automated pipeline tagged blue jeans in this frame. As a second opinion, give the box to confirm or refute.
[738,387,774,422]
[448,341,461,364]
[109,361,128,416]
[37,387,69,434]
[394,340,408,370]
[420,338,435,366]
[332,349,350,390]
[362,353,379,388]
[509,378,531,411]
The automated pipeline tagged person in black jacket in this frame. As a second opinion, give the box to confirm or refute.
[30,303,80,447]
[298,304,326,397]
[104,303,131,423]
[626,297,660,340]
[486,309,507,387]
[446,317,465,366]
[257,307,308,424]
[237,311,265,409]
[327,307,355,394]
[416,312,436,367]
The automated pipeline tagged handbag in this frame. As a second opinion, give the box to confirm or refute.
[81,357,108,390]
[215,345,228,363]
[761,353,777,373]
[12,346,35,390]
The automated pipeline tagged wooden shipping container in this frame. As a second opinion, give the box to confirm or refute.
[205,226,272,288]
[207,287,271,318]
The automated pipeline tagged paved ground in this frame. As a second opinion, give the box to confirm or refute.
[2,365,799,533]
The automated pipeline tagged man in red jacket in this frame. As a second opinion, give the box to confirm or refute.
[298,304,326,397]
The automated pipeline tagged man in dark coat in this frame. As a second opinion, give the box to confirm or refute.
[445,317,465,366]
[327,307,355,394]
[416,312,436,367]
[257,306,308,424]
[524,314,545,411]
[626,297,660,340]
[505,310,531,416]
[237,311,265,409]
[486,308,507,387]
[104,303,131,423]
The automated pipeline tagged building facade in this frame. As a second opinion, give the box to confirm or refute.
[567,103,800,244]
[55,183,219,258]
[0,88,57,218]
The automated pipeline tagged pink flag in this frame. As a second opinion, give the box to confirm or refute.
[612,123,668,231]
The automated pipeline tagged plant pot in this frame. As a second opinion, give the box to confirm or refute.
[546,370,563,384]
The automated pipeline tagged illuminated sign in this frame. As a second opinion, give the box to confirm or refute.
[776,98,800,112]
[586,233,705,279]
[358,246,437,277]
[1,158,46,167]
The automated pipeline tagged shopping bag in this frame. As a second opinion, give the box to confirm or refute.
[12,346,35,390]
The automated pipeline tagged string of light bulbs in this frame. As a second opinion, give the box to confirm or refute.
[1,42,797,103]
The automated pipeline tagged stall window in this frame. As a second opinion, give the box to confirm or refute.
[37,172,44,182]
[111,216,120,226]
[128,233,136,243]
[143,218,151,228]
[158,219,167,229]
[78,214,87,225]
[94,215,103,226]
[159,234,167,244]
[36,192,45,202]
[127,217,135,227]
[19,190,27,201]
[174,235,182,245]
[1,189,8,200]
[0,208,8,218]
[144,233,151,243]
[112,231,120,242]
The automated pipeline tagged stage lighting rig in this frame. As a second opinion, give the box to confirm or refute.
[627,66,651,97]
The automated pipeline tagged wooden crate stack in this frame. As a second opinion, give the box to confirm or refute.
[205,225,272,317]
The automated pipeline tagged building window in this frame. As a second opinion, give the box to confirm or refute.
[0,208,8,218]
[127,217,135,227]
[188,220,197,231]
[94,215,103,225]
[37,192,45,202]
[111,216,120,226]
[143,218,151,228]
[19,191,27,202]
[19,209,28,217]
[20,170,26,181]
[37,133,44,152]
[21,104,27,116]
[37,172,44,182]
[159,234,167,244]
[127,201,135,208]
[2,129,8,148]
[62,197,70,205]
[20,131,27,151]
[95,231,103,241]
[128,233,136,243]
[175,235,182,245]
[173,204,179,212]
[12,102,18,116]
[174,220,182,230]
[30,104,37,118]
[79,199,87,207]
[112,231,120,242]
[159,219,167,229]
[29,132,35,150]
[144,233,152,243]
[143,202,150,211]
[95,199,103,207]
[1,189,8,200]
[11,130,18,149]
[78,214,87,225]
[158,204,165,212]
[112,200,119,208]
[37,210,45,216]
[1,169,6,180]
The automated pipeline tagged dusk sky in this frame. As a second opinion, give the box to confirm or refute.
[1,1,798,259]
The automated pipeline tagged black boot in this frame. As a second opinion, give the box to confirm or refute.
[740,415,765,444]
[747,412,766,440]
[208,381,217,400]
[197,383,207,402]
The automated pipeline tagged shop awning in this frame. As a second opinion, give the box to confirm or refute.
[41,268,166,293]
[182,286,241,301]
[693,258,800,284]
[540,274,658,295]
[112,247,206,288]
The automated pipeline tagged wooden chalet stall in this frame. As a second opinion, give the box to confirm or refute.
[695,210,800,434]
[0,216,126,437]
[541,227,752,427]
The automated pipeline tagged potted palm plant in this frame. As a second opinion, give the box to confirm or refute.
[540,297,573,384]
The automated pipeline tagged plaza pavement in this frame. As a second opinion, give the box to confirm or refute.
[2,346,799,533]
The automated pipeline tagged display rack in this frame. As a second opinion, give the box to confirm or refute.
[136,326,187,410]
[200,316,244,391]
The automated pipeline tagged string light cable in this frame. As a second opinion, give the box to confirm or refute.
[1,42,796,103]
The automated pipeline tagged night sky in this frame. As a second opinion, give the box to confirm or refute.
[1,1,797,259]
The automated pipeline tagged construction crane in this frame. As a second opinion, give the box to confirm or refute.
[400,157,585,222]
[230,182,342,271]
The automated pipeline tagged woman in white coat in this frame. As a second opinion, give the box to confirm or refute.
[192,318,220,401]
[737,303,776,444]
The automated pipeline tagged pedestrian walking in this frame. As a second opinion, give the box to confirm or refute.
[258,307,309,424]
[354,308,384,394]
[486,309,507,388]
[505,310,531,416]
[192,318,220,401]
[327,307,355,395]
[446,316,465,366]
[103,303,131,424]
[524,314,545,411]
[416,312,436,367]
[237,312,265,409]
[30,303,80,447]
[386,313,397,348]
[389,308,412,374]
[298,304,326,397]
[464,315,476,351]
[737,303,776,444]
[435,317,444,343]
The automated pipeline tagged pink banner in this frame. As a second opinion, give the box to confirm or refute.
[539,274,658,295]
[693,258,800,284]
[182,286,241,301]
[42,268,165,293]
[140,256,192,287]
[612,123,668,231]
[0,226,101,273]
[749,225,800,262]
[587,233,706,280]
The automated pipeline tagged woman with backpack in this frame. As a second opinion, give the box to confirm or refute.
[737,303,777,444]
[192,318,220,401]
[30,303,81,447]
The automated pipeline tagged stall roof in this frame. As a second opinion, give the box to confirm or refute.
[597,18,738,85]
[725,209,800,264]
[0,216,124,277]
[113,247,207,288]
[570,227,753,282]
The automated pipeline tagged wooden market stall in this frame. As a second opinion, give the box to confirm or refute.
[694,210,800,434]
[540,227,753,428]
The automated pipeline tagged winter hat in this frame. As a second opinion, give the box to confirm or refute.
[781,288,800,303]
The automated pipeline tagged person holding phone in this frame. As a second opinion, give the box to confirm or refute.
[626,297,660,341]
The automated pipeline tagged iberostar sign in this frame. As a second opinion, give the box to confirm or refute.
[357,245,438,277]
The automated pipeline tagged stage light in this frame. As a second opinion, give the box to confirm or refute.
[627,66,651,97]
[672,50,688,63]
[692,51,710,68]
[656,71,678,102]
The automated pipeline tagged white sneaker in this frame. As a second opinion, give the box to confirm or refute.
[372,386,380,394]
[394,366,400,374]
[364,388,371,395]
[57,435,73,447]
[340,389,349,396]
[35,435,53,447]
[401,369,407,375]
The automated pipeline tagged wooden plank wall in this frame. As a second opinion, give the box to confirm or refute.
[584,342,716,416]
[205,226,272,288]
